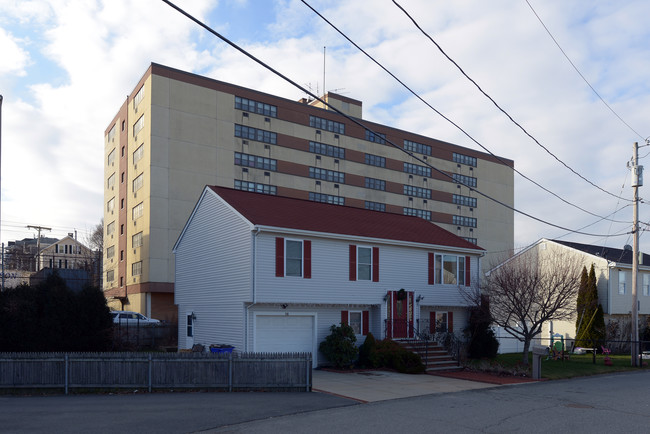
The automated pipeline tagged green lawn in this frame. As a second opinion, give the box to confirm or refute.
[469,352,647,380]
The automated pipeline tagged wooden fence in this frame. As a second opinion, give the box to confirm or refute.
[0,352,312,394]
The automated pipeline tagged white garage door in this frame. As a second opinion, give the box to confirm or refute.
[255,315,315,365]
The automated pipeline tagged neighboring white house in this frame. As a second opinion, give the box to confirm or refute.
[173,187,485,367]
[491,238,650,351]
[36,235,93,271]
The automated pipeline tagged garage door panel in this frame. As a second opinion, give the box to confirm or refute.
[255,315,314,355]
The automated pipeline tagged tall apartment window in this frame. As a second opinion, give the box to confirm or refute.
[365,201,386,212]
[365,177,386,191]
[106,246,115,259]
[132,173,144,192]
[107,198,115,213]
[106,221,115,235]
[365,130,386,144]
[235,96,277,117]
[234,180,277,195]
[309,141,345,159]
[364,153,386,168]
[132,202,144,220]
[133,85,145,108]
[234,124,277,145]
[404,207,431,220]
[404,162,431,177]
[234,152,277,171]
[106,270,114,282]
[107,149,116,166]
[453,194,477,208]
[133,144,144,164]
[463,237,478,245]
[107,173,115,190]
[133,115,144,137]
[434,254,466,285]
[404,185,431,199]
[309,167,344,183]
[404,139,432,156]
[452,173,477,188]
[309,192,344,205]
[309,115,345,134]
[453,152,477,167]
[453,215,477,228]
[132,232,143,249]
[132,261,143,277]
[107,125,116,143]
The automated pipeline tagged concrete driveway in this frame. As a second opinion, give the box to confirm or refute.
[312,369,496,402]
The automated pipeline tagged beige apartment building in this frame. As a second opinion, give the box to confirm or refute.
[103,63,514,322]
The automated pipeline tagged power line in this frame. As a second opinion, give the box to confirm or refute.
[391,0,632,202]
[524,0,646,141]
[299,0,630,224]
[161,0,631,238]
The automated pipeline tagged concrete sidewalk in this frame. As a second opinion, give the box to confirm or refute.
[312,369,496,402]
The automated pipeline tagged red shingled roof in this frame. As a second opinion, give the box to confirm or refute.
[209,186,483,251]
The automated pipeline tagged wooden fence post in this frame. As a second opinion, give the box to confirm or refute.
[148,354,152,393]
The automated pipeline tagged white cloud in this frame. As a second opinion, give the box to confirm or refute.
[0,28,31,76]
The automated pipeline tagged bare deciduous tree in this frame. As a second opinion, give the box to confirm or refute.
[481,252,582,365]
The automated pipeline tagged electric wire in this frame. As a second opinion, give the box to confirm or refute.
[392,0,632,202]
[300,0,630,224]
[525,0,646,141]
[161,0,631,238]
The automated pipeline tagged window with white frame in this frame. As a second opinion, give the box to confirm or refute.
[132,261,142,277]
[435,254,465,285]
[643,273,650,296]
[106,245,115,259]
[349,311,362,335]
[132,232,143,249]
[285,240,303,277]
[132,173,144,192]
[133,115,144,137]
[107,173,115,190]
[132,202,144,220]
[106,221,115,236]
[107,197,115,213]
[106,270,114,282]
[357,247,372,281]
[186,314,193,337]
[133,144,144,164]
[133,85,145,108]
[107,149,116,166]
[107,125,116,143]
[618,270,627,295]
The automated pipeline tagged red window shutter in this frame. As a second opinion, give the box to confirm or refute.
[372,247,379,282]
[341,310,348,325]
[428,253,434,285]
[275,237,284,277]
[430,311,436,334]
[304,240,312,279]
[465,256,471,286]
[349,245,356,281]
[448,311,454,333]
[362,310,369,335]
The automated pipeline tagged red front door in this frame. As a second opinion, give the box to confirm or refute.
[388,290,413,338]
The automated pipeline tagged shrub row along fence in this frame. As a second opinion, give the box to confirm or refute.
[0,352,312,394]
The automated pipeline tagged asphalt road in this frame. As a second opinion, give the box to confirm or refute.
[1,370,649,433]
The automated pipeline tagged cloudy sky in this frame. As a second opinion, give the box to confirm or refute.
[1,0,650,254]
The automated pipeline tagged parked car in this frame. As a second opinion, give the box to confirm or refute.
[111,311,161,326]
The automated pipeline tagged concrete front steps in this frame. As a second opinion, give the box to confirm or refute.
[397,340,461,372]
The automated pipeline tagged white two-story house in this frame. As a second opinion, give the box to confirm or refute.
[173,187,484,367]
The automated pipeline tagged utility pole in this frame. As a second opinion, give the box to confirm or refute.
[630,141,642,367]
[26,225,51,271]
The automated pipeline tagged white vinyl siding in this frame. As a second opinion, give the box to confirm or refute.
[174,191,252,351]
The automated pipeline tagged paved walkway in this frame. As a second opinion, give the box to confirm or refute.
[312,369,496,402]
